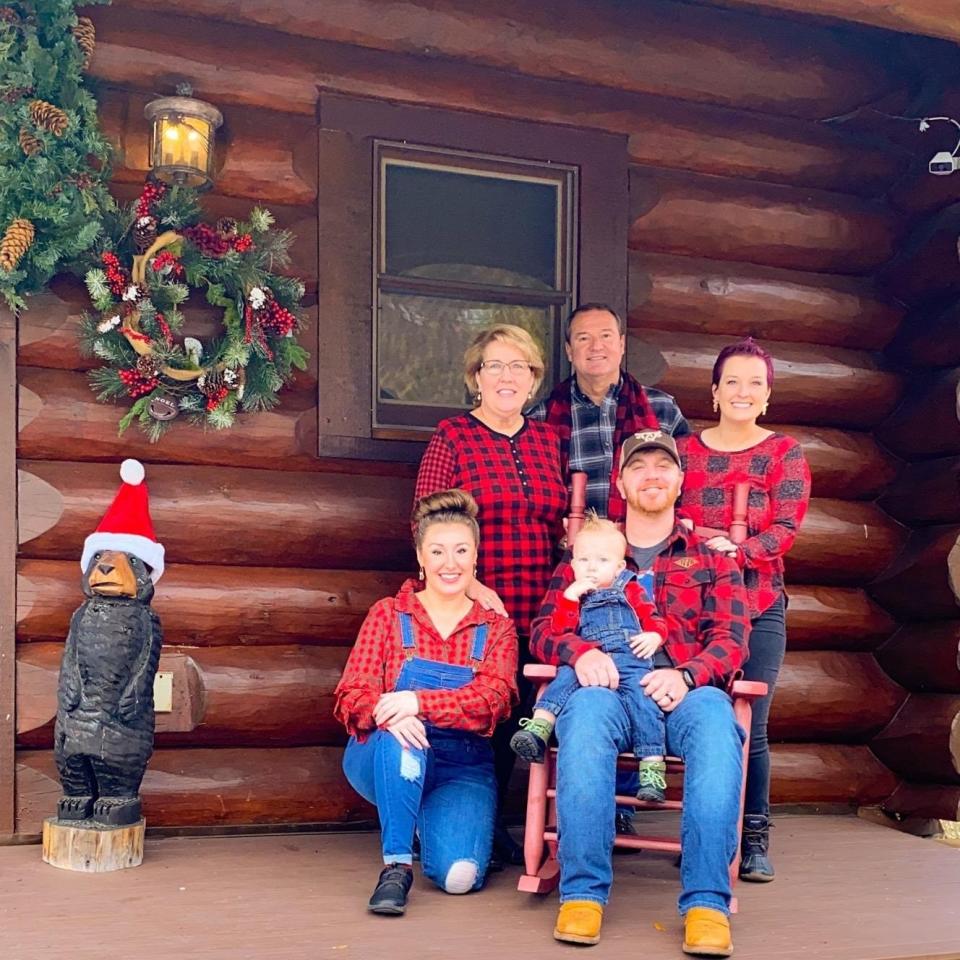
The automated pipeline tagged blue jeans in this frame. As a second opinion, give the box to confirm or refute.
[555,685,744,915]
[343,728,497,891]
[537,647,665,757]
[742,593,786,818]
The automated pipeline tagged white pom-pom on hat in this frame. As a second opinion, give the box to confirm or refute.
[120,458,145,486]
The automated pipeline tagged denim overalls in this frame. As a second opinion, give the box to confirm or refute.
[342,611,498,889]
[536,569,666,758]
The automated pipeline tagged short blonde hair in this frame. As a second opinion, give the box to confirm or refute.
[411,488,480,550]
[463,324,546,401]
[573,510,627,556]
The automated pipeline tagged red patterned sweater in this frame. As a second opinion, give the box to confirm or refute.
[677,432,811,619]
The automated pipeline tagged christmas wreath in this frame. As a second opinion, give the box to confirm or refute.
[80,181,308,440]
[0,0,115,309]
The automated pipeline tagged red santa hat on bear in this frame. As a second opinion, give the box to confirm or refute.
[80,459,165,582]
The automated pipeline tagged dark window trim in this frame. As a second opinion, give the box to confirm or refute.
[317,91,628,463]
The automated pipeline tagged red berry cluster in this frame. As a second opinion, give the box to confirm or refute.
[119,368,159,398]
[183,223,232,257]
[151,250,184,277]
[261,300,297,337]
[205,386,229,411]
[101,251,129,296]
[155,312,173,345]
[136,182,166,219]
[233,234,254,253]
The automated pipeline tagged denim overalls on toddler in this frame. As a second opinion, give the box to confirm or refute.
[536,569,666,758]
[343,611,498,890]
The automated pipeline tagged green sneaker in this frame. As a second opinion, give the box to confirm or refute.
[509,717,554,763]
[636,760,667,803]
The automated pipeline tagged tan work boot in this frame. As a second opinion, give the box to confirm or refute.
[553,900,603,945]
[682,907,733,956]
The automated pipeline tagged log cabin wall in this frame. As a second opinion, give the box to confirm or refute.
[8,0,951,837]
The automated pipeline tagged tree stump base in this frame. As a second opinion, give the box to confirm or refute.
[42,817,146,872]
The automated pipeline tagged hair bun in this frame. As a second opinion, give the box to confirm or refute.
[412,488,478,525]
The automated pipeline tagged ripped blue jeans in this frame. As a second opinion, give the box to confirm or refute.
[343,728,497,890]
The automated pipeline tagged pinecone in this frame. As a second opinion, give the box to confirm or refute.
[0,218,35,272]
[72,17,95,69]
[29,99,68,137]
[1,85,32,103]
[0,7,21,24]
[216,217,238,238]
[136,354,162,379]
[134,216,158,253]
[197,368,225,397]
[18,127,42,156]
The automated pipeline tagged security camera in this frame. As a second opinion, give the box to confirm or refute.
[929,151,958,175]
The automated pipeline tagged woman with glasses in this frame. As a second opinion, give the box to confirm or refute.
[414,324,567,863]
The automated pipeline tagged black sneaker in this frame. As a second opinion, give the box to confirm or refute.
[739,814,775,883]
[368,863,414,915]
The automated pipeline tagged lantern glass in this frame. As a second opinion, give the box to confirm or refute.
[145,95,222,189]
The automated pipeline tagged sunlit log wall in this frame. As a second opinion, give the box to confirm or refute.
[12,0,944,835]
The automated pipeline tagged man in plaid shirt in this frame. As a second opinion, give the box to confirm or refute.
[532,431,749,955]
[527,303,689,524]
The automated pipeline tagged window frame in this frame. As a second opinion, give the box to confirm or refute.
[317,92,628,463]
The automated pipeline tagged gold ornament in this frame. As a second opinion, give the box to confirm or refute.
[0,218,35,272]
[29,99,68,137]
[72,17,96,69]
[18,127,42,156]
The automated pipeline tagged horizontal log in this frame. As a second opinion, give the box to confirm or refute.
[882,782,960,822]
[875,367,960,460]
[629,329,903,429]
[90,9,907,197]
[879,203,960,305]
[877,622,960,694]
[784,498,907,587]
[878,456,960,527]
[15,747,373,836]
[17,460,415,571]
[870,693,960,783]
[784,586,897,652]
[628,168,898,274]
[17,367,416,477]
[629,252,902,350]
[99,88,318,208]
[768,651,906,742]
[887,301,960,371]
[869,525,960,621]
[105,0,900,119]
[685,420,899,502]
[769,742,898,805]
[17,643,350,749]
[16,559,405,647]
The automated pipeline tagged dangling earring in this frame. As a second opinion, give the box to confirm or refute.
[418,566,424,581]
[712,399,719,413]
[760,402,768,417]
[475,391,482,404]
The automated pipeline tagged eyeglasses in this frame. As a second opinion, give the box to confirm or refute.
[479,360,533,376]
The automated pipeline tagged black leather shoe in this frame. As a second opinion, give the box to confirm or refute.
[368,864,414,915]
[613,809,641,855]
[739,814,775,882]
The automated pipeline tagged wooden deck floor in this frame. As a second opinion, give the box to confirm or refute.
[1,814,958,960]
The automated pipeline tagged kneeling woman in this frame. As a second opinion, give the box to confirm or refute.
[334,490,518,915]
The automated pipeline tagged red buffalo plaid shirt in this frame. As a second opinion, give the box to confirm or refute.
[334,580,518,739]
[530,522,749,688]
[677,432,811,619]
[414,414,568,636]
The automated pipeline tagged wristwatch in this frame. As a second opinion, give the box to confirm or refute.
[680,668,696,690]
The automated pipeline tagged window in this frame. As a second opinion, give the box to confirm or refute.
[317,93,628,462]
[374,143,576,434]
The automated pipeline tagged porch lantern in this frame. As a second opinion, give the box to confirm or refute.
[144,83,222,189]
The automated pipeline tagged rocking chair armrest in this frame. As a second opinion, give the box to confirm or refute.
[730,679,768,701]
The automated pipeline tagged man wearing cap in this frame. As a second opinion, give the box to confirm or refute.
[529,431,750,955]
[527,303,688,525]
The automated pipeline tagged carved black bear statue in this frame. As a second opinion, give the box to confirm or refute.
[54,459,165,828]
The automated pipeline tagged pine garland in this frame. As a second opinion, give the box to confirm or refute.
[79,181,309,441]
[0,0,114,309]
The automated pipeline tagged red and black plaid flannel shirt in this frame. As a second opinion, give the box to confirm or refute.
[550,580,668,638]
[334,580,519,739]
[414,414,568,636]
[677,432,811,619]
[530,522,749,688]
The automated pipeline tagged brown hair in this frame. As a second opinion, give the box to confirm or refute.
[462,323,546,400]
[574,510,627,555]
[412,488,480,550]
[564,303,624,343]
